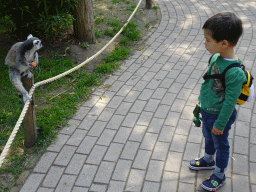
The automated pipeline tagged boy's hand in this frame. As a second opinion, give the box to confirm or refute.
[212,126,223,135]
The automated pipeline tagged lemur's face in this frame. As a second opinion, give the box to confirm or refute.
[33,40,42,50]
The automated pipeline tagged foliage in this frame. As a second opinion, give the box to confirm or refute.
[0,0,76,37]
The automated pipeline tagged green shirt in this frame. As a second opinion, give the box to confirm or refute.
[198,53,247,131]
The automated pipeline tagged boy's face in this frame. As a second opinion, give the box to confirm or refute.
[204,29,223,54]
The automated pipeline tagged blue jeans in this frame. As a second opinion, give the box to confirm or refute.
[201,108,237,172]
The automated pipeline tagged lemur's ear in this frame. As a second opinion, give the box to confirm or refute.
[27,34,33,40]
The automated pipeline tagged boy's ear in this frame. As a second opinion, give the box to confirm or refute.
[221,40,231,48]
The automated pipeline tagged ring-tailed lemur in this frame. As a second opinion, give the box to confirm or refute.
[5,34,42,104]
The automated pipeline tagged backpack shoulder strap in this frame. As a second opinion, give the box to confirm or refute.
[203,63,241,88]
[221,63,241,88]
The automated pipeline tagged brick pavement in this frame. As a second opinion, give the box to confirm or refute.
[19,0,256,191]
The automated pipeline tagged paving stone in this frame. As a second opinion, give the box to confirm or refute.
[151,142,170,161]
[129,125,147,142]
[165,151,183,172]
[188,126,203,143]
[161,92,176,105]
[89,184,107,191]
[170,134,188,153]
[94,161,115,184]
[158,126,175,142]
[183,143,201,161]
[107,96,124,109]
[103,143,123,162]
[106,115,125,130]
[88,102,107,116]
[47,134,69,152]
[144,99,161,112]
[125,169,146,191]
[141,71,156,81]
[164,111,180,126]
[55,175,76,192]
[178,183,195,192]
[115,102,133,115]
[154,105,171,118]
[151,88,168,100]
[250,144,256,162]
[112,159,132,181]
[75,164,98,187]
[232,174,250,192]
[86,145,108,165]
[65,154,87,175]
[137,111,154,126]
[250,162,256,184]
[42,166,65,188]
[133,80,149,91]
[76,136,98,154]
[124,90,141,102]
[130,100,147,113]
[250,127,256,144]
[66,129,87,146]
[107,81,125,92]
[34,152,58,173]
[77,114,97,130]
[154,70,169,80]
[234,136,249,155]
[147,118,164,133]
[20,173,45,192]
[168,82,183,93]
[181,105,194,120]
[97,129,116,146]
[237,107,252,122]
[161,172,179,192]
[87,121,107,137]
[142,181,160,192]
[72,107,90,121]
[72,187,89,192]
[122,113,140,127]
[180,161,196,184]
[116,85,133,97]
[232,153,249,175]
[126,75,142,86]
[175,119,192,136]
[98,108,115,121]
[54,145,77,166]
[120,141,140,160]
[113,127,132,144]
[107,181,125,192]
[132,150,152,169]
[37,188,54,192]
[140,133,158,150]
[138,89,155,100]
[145,160,164,182]
[170,99,186,112]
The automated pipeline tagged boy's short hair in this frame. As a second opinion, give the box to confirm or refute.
[203,12,243,46]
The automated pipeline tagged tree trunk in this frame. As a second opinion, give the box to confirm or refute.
[146,0,152,9]
[73,0,96,43]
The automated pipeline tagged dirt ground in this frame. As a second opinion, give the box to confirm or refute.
[0,0,161,191]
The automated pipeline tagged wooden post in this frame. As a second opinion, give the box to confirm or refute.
[146,0,152,9]
[21,76,37,148]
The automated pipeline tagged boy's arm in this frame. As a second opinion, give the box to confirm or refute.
[213,68,246,131]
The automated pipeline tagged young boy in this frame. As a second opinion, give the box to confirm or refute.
[189,12,247,191]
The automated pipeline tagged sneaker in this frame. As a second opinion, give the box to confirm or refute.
[201,174,226,191]
[189,157,215,170]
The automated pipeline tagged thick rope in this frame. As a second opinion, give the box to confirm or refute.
[0,0,143,168]
[0,86,35,167]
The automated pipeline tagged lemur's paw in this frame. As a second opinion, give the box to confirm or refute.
[29,63,38,70]
[23,94,32,103]
[22,71,33,78]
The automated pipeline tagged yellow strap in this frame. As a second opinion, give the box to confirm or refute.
[246,70,251,86]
